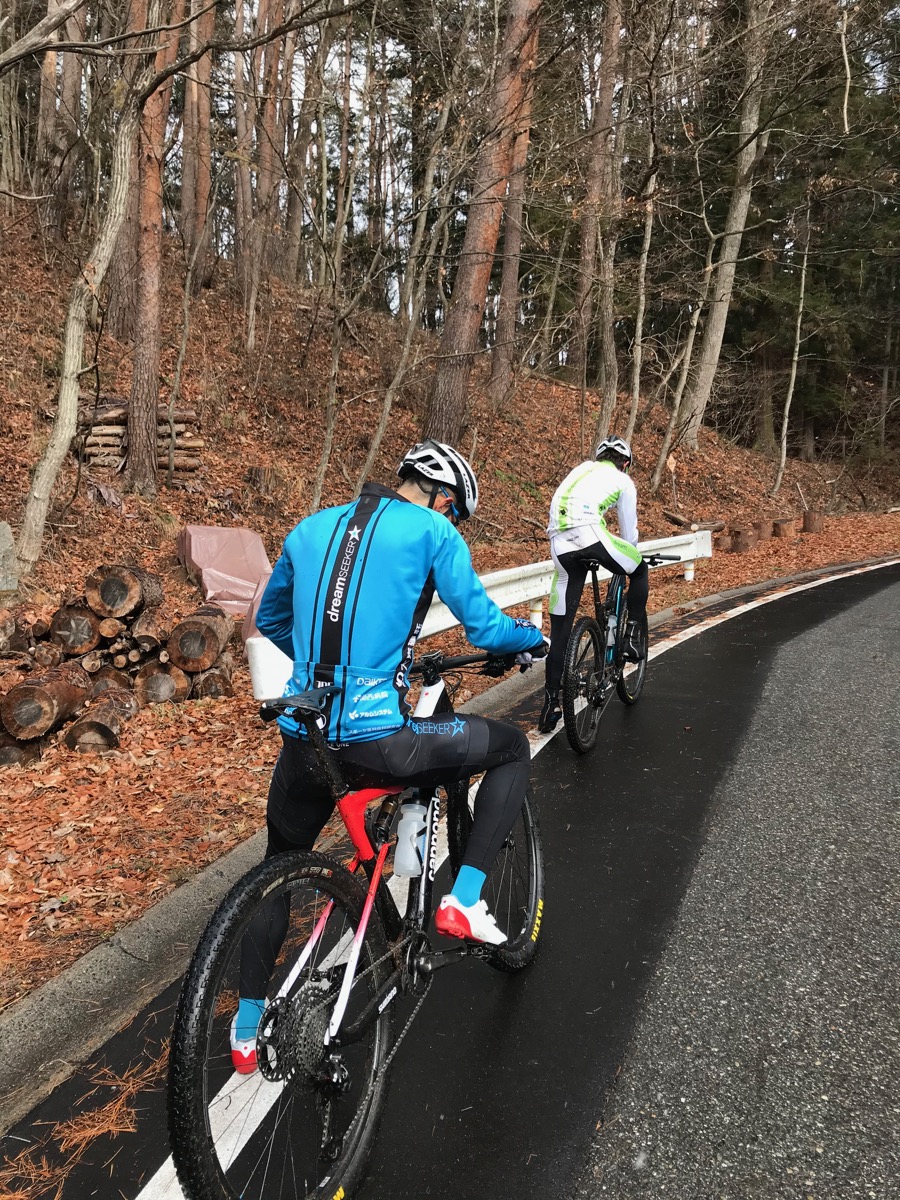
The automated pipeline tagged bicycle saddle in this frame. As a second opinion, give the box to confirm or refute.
[259,686,343,721]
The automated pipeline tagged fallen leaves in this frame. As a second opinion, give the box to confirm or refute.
[0,677,276,1012]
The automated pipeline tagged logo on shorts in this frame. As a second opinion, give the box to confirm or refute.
[412,716,465,737]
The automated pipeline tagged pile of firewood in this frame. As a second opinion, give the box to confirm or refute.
[0,565,236,763]
[75,399,204,478]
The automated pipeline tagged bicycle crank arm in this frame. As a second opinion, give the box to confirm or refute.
[332,967,403,1046]
[418,946,473,973]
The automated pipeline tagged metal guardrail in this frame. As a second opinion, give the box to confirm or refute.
[419,530,713,638]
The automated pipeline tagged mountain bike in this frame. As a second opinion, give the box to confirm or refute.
[167,649,544,1200]
[562,552,680,755]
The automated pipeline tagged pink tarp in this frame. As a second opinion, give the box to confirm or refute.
[176,525,272,617]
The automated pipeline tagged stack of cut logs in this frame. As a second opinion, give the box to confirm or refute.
[0,565,236,763]
[77,399,203,479]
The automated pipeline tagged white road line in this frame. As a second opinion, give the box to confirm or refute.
[136,557,900,1198]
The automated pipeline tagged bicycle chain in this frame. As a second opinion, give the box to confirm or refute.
[307,928,433,1158]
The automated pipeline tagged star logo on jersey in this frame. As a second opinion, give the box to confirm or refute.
[348,525,362,541]
[450,716,465,737]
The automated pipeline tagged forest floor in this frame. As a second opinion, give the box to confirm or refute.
[1,210,899,1014]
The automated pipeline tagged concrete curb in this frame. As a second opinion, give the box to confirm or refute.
[1,555,894,1132]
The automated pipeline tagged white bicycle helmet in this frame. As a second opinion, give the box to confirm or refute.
[397,439,479,521]
[594,435,633,467]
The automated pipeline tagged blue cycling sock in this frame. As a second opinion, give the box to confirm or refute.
[450,866,486,908]
[235,997,266,1041]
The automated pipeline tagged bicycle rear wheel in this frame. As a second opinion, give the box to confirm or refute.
[168,852,392,1200]
[616,612,648,705]
[446,787,545,971]
[562,615,605,754]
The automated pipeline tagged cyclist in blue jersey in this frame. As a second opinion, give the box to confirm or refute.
[231,440,547,1072]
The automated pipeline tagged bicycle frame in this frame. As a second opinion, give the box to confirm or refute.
[586,566,627,693]
[297,669,469,1047]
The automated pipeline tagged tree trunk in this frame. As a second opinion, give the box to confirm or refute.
[134,660,191,705]
[649,234,716,493]
[64,686,138,751]
[0,731,44,765]
[0,660,92,739]
[125,0,182,496]
[90,665,133,695]
[167,604,235,672]
[680,0,773,449]
[85,564,163,617]
[16,102,142,574]
[626,133,657,441]
[180,0,214,283]
[190,650,235,698]
[771,199,811,497]
[424,0,542,446]
[570,0,622,386]
[49,603,102,654]
[489,21,538,410]
[130,607,170,650]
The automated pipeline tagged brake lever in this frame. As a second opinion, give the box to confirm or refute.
[479,658,508,678]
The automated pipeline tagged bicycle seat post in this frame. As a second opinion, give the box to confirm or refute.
[588,563,603,616]
[304,717,349,802]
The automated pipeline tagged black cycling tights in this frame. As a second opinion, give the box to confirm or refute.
[546,541,648,695]
[240,715,530,997]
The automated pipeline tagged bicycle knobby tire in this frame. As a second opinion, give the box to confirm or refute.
[168,851,392,1200]
[562,615,604,754]
[446,786,545,971]
[616,612,648,705]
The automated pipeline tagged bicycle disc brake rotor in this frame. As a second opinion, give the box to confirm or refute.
[258,977,334,1086]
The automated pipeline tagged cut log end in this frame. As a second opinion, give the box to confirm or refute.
[63,687,138,752]
[134,661,191,706]
[0,661,92,739]
[85,565,164,618]
[167,606,235,672]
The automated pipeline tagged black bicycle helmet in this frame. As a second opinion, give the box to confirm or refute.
[397,439,479,521]
[594,435,633,467]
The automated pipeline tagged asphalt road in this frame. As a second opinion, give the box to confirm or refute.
[2,562,897,1200]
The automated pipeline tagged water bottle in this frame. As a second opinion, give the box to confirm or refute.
[393,801,427,877]
[606,611,617,647]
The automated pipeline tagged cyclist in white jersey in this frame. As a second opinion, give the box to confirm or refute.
[538,436,648,733]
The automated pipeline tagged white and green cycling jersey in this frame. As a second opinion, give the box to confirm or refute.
[548,458,639,545]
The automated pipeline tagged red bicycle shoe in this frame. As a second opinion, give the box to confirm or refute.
[230,1014,258,1075]
[435,895,507,945]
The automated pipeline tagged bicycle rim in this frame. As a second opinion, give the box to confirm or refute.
[617,613,648,704]
[562,616,605,754]
[168,853,392,1200]
[447,787,545,972]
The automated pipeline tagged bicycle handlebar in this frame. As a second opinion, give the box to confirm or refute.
[644,552,682,566]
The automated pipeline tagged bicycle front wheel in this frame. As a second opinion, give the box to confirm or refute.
[446,787,545,971]
[168,852,392,1200]
[562,615,605,754]
[616,612,648,705]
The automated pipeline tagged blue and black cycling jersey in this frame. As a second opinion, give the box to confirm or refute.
[257,483,544,742]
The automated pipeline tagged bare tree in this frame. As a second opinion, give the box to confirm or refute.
[679,0,774,449]
[771,197,811,496]
[424,0,542,446]
[489,18,539,410]
[16,0,167,574]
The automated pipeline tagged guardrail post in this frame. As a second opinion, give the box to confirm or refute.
[528,598,543,629]
[683,560,695,582]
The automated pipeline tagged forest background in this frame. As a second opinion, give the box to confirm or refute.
[0,0,899,1006]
